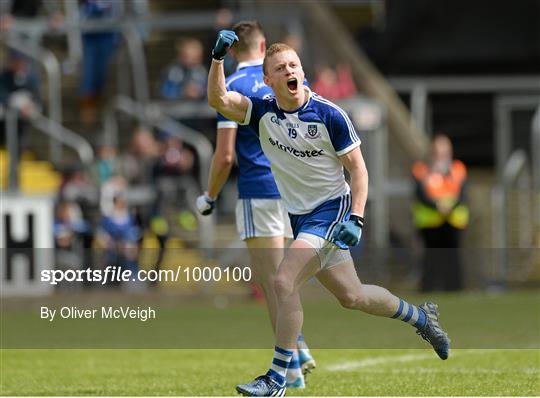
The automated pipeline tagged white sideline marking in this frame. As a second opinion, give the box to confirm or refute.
[324,350,496,372]
[338,367,539,375]
[325,352,435,372]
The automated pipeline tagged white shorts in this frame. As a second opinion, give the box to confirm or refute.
[296,232,353,269]
[236,198,293,240]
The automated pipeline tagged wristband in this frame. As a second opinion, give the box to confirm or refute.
[205,191,217,202]
[349,214,364,228]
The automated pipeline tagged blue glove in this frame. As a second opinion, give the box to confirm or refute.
[332,215,364,247]
[212,30,238,60]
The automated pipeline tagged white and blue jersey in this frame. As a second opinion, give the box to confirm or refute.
[241,87,360,214]
[240,88,361,246]
[217,60,280,199]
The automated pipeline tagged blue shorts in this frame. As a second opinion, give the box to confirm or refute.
[289,193,351,249]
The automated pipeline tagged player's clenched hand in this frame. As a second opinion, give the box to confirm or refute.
[212,30,238,60]
[332,215,364,246]
[196,192,216,216]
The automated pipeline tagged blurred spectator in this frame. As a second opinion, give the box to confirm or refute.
[0,0,63,36]
[214,8,233,35]
[281,30,315,78]
[54,200,91,250]
[0,50,41,154]
[123,126,160,185]
[54,199,93,283]
[154,134,195,178]
[281,31,303,55]
[60,165,98,209]
[99,174,127,217]
[91,141,120,185]
[120,127,168,274]
[95,190,141,280]
[78,0,122,124]
[154,132,197,233]
[312,64,357,100]
[118,127,170,259]
[78,0,148,124]
[59,166,98,271]
[158,37,208,100]
[412,134,469,292]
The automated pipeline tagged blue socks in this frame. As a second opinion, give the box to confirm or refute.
[391,298,427,329]
[267,346,293,386]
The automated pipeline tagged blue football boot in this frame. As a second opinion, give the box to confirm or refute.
[286,374,305,389]
[416,302,450,360]
[236,375,286,397]
[298,349,316,377]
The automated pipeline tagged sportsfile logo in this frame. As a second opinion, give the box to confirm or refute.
[268,137,324,158]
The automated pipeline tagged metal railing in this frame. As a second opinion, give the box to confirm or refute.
[121,23,149,104]
[2,36,64,161]
[532,105,540,242]
[102,95,215,248]
[336,97,389,247]
[390,75,540,135]
[531,105,540,191]
[103,95,213,184]
[393,81,540,250]
[491,150,534,286]
[389,75,540,94]
[3,108,94,190]
[491,150,532,249]
[155,101,216,120]
[4,9,303,115]
[494,95,540,180]
[30,113,94,164]
[61,0,83,71]
[5,109,18,191]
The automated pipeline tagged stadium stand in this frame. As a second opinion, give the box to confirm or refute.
[1,0,538,294]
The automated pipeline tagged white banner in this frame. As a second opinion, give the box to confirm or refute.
[1,194,54,296]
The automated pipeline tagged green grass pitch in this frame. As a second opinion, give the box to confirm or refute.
[1,348,538,395]
[1,291,539,395]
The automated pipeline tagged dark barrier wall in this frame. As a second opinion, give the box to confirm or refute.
[359,0,540,74]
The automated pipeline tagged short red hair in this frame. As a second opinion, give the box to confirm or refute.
[263,43,295,75]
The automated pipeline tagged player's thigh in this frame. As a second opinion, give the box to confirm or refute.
[246,236,285,283]
[276,239,320,292]
[316,259,364,302]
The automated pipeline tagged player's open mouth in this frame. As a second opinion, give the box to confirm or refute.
[287,78,298,93]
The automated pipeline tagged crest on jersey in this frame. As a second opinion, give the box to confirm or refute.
[306,124,321,139]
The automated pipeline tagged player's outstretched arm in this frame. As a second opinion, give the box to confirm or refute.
[207,31,249,123]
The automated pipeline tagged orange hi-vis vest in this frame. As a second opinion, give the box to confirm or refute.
[412,159,469,229]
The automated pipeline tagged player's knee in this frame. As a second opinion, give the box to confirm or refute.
[259,274,277,293]
[274,274,294,300]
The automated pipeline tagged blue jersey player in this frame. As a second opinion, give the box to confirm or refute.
[207,31,451,397]
[195,21,314,388]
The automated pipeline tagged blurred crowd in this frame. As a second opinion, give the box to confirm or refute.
[55,126,195,282]
[53,125,197,288]
[1,1,475,293]
[3,1,438,292]
[0,1,210,289]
